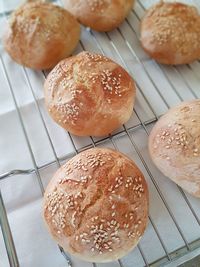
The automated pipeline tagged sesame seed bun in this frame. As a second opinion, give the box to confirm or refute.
[149,100,200,197]
[140,2,200,65]
[63,0,135,32]
[3,1,80,70]
[43,148,149,262]
[44,51,136,136]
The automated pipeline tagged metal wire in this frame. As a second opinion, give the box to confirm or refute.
[79,41,148,266]
[1,0,200,267]
[104,28,191,249]
[87,26,189,254]
[0,169,34,180]
[0,56,45,194]
[130,0,200,228]
[0,191,19,267]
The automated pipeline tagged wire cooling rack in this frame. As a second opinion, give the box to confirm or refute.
[1,0,200,267]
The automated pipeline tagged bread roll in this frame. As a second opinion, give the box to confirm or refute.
[43,148,149,262]
[3,1,80,70]
[63,0,134,32]
[149,100,200,197]
[140,2,200,65]
[44,51,136,136]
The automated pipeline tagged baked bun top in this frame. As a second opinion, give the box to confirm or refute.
[44,51,136,136]
[3,1,80,69]
[149,99,200,197]
[63,0,134,31]
[43,148,149,262]
[141,2,200,65]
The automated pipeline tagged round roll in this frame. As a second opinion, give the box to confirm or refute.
[44,51,136,136]
[63,0,134,32]
[149,100,200,197]
[43,148,149,262]
[140,2,200,65]
[3,1,80,69]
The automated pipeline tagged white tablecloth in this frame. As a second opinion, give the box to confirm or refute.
[0,1,200,267]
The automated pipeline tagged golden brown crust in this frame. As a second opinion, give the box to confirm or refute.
[141,2,200,65]
[149,100,200,197]
[3,2,80,69]
[43,148,149,262]
[63,0,134,32]
[44,51,136,136]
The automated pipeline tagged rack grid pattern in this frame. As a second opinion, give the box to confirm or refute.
[1,1,200,267]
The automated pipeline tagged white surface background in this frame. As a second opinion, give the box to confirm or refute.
[0,1,200,267]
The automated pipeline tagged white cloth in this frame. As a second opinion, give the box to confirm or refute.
[0,1,200,267]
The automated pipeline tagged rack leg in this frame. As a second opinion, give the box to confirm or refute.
[0,191,19,267]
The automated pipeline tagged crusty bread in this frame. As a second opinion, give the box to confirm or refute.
[3,1,80,69]
[44,51,136,136]
[43,148,149,262]
[149,100,200,197]
[63,0,134,32]
[140,2,200,65]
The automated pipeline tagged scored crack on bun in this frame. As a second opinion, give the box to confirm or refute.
[3,1,80,69]
[63,0,135,32]
[43,148,149,262]
[141,2,200,65]
[44,51,136,136]
[149,99,200,197]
